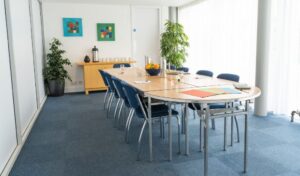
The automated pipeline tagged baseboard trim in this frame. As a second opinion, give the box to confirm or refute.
[0,96,47,176]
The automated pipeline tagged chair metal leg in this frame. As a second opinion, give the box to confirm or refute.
[105,93,113,110]
[176,115,181,154]
[181,105,185,134]
[113,98,121,124]
[160,117,163,138]
[117,100,124,128]
[234,116,240,143]
[200,116,203,152]
[107,95,115,118]
[103,90,108,109]
[125,110,135,143]
[211,119,215,130]
[137,120,147,160]
[231,116,234,146]
[125,109,134,131]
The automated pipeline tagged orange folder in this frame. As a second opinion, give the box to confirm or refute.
[182,89,217,98]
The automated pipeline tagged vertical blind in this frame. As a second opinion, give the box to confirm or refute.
[178,0,258,85]
[267,0,300,115]
[179,0,300,116]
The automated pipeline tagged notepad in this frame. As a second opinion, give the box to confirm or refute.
[181,90,217,98]
[200,88,227,95]
[134,80,151,84]
[221,87,241,94]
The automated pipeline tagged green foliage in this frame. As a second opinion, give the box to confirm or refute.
[43,38,72,81]
[161,21,189,68]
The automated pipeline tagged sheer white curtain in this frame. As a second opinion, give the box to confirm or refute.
[267,0,300,115]
[178,0,258,84]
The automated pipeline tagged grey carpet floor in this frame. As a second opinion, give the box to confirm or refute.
[9,92,300,176]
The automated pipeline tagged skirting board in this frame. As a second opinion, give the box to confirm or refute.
[0,96,47,176]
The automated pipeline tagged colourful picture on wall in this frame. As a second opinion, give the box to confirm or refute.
[63,18,83,37]
[97,23,115,41]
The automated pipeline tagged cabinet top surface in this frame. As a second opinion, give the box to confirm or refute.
[78,60,136,66]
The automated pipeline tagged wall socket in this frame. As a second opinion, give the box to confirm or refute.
[71,81,83,85]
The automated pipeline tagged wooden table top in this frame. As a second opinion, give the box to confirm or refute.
[104,67,261,103]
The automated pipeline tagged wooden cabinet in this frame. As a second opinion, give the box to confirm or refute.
[78,61,135,95]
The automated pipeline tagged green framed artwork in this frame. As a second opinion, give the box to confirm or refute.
[97,23,115,41]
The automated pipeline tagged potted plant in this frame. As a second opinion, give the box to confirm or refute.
[160,21,189,71]
[43,38,72,96]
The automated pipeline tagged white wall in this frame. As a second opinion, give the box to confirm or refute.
[43,2,168,92]
[0,0,17,173]
[7,0,38,134]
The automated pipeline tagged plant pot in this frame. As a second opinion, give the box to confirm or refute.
[48,79,65,97]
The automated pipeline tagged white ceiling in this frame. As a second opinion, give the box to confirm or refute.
[42,0,197,6]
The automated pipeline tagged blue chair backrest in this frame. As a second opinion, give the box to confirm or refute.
[105,73,116,92]
[217,73,239,82]
[113,63,131,68]
[121,82,140,109]
[112,77,126,99]
[99,70,108,86]
[196,70,213,77]
[177,67,189,73]
[166,64,176,70]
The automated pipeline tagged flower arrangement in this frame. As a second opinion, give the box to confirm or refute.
[145,63,160,76]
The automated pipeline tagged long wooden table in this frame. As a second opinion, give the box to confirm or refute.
[104,67,261,176]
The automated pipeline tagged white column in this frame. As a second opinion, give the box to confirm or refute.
[255,0,272,116]
[169,7,178,22]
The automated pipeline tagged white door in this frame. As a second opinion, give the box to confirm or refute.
[30,0,46,106]
[0,0,17,173]
[132,7,161,67]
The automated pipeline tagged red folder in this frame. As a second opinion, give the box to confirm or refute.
[182,89,217,98]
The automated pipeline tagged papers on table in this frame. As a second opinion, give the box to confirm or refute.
[181,87,241,98]
[134,80,151,84]
[233,83,251,90]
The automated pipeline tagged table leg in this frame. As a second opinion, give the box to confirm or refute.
[224,116,227,151]
[147,96,153,162]
[204,103,210,176]
[168,102,172,161]
[185,103,189,155]
[244,100,249,173]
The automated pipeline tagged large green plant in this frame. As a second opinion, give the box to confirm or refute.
[43,38,72,81]
[161,21,189,68]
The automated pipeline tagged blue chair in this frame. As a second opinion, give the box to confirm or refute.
[121,82,181,160]
[217,73,239,82]
[196,70,213,77]
[210,73,241,146]
[177,67,189,73]
[166,64,176,70]
[113,63,131,68]
[99,70,110,109]
[103,72,120,118]
[111,77,131,127]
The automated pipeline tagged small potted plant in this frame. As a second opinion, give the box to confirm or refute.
[145,63,160,76]
[160,21,189,72]
[43,38,72,96]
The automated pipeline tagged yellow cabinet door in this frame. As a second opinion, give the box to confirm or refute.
[83,64,112,90]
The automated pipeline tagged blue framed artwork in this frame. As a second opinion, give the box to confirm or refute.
[63,18,83,37]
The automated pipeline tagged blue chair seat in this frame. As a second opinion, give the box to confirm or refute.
[188,103,226,110]
[136,104,178,118]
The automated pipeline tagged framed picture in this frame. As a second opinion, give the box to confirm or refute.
[97,23,115,41]
[63,18,83,37]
